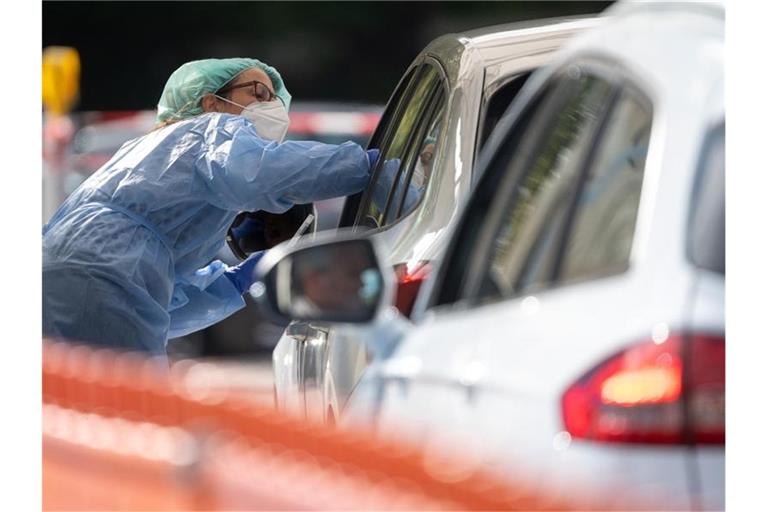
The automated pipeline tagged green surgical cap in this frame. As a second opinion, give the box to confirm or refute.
[156,57,292,123]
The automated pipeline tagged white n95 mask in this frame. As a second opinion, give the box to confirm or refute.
[215,95,290,143]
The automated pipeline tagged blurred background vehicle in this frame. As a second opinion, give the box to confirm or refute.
[257,2,725,509]
[272,16,599,425]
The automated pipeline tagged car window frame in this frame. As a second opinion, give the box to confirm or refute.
[338,61,423,228]
[376,81,443,226]
[349,58,448,233]
[427,58,657,312]
[387,86,447,223]
[462,66,621,303]
[475,70,534,156]
[427,74,571,309]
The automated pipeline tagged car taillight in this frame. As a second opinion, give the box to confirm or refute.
[393,261,431,318]
[562,333,724,445]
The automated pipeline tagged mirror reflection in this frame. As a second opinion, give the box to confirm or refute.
[276,240,382,323]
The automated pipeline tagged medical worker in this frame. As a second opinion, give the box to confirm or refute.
[43,58,376,358]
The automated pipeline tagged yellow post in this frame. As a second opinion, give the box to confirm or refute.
[42,46,81,116]
[42,46,81,221]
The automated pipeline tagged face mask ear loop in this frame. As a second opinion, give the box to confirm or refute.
[214,94,247,111]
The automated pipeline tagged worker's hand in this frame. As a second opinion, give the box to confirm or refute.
[366,148,381,170]
[232,215,265,241]
[224,250,266,295]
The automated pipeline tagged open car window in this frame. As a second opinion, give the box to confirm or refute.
[337,66,419,228]
[354,64,443,230]
[384,90,446,225]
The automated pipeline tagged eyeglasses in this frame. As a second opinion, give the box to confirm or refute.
[217,80,281,104]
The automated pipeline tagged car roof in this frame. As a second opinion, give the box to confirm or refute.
[550,1,724,124]
[457,15,602,45]
[607,0,723,21]
[417,16,602,91]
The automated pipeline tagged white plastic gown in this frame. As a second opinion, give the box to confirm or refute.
[42,113,371,355]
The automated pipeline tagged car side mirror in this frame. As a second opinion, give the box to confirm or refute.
[251,233,392,325]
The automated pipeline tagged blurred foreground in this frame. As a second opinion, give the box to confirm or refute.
[42,339,647,511]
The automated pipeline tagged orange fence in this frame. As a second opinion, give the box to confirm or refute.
[43,339,610,510]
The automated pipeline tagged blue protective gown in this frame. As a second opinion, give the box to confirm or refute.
[42,113,371,355]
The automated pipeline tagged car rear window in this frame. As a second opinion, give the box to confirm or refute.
[689,123,725,274]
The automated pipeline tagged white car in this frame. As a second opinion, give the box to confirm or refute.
[255,1,724,509]
[272,16,599,423]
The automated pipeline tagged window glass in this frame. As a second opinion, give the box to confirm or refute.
[478,72,532,152]
[477,74,614,299]
[689,123,724,274]
[429,81,547,308]
[558,87,652,282]
[384,93,446,224]
[356,65,440,229]
[338,67,417,228]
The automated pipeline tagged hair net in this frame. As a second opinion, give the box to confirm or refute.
[156,58,292,124]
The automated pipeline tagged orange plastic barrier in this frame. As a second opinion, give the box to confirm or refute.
[42,339,617,510]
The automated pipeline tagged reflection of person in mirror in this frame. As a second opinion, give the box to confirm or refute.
[292,244,376,317]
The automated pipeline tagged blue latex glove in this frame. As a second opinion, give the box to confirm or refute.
[224,250,266,294]
[366,148,380,169]
[232,215,265,241]
[231,214,266,254]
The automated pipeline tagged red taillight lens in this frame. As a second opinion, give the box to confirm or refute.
[687,335,725,443]
[562,333,724,445]
[393,261,432,318]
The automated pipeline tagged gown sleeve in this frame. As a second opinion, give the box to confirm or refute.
[167,259,245,339]
[195,119,371,213]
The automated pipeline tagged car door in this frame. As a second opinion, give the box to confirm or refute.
[274,60,449,421]
[309,62,450,422]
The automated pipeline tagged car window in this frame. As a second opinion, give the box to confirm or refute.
[384,91,446,224]
[689,123,724,274]
[338,67,418,228]
[557,86,652,282]
[477,72,532,152]
[354,65,441,229]
[475,73,615,300]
